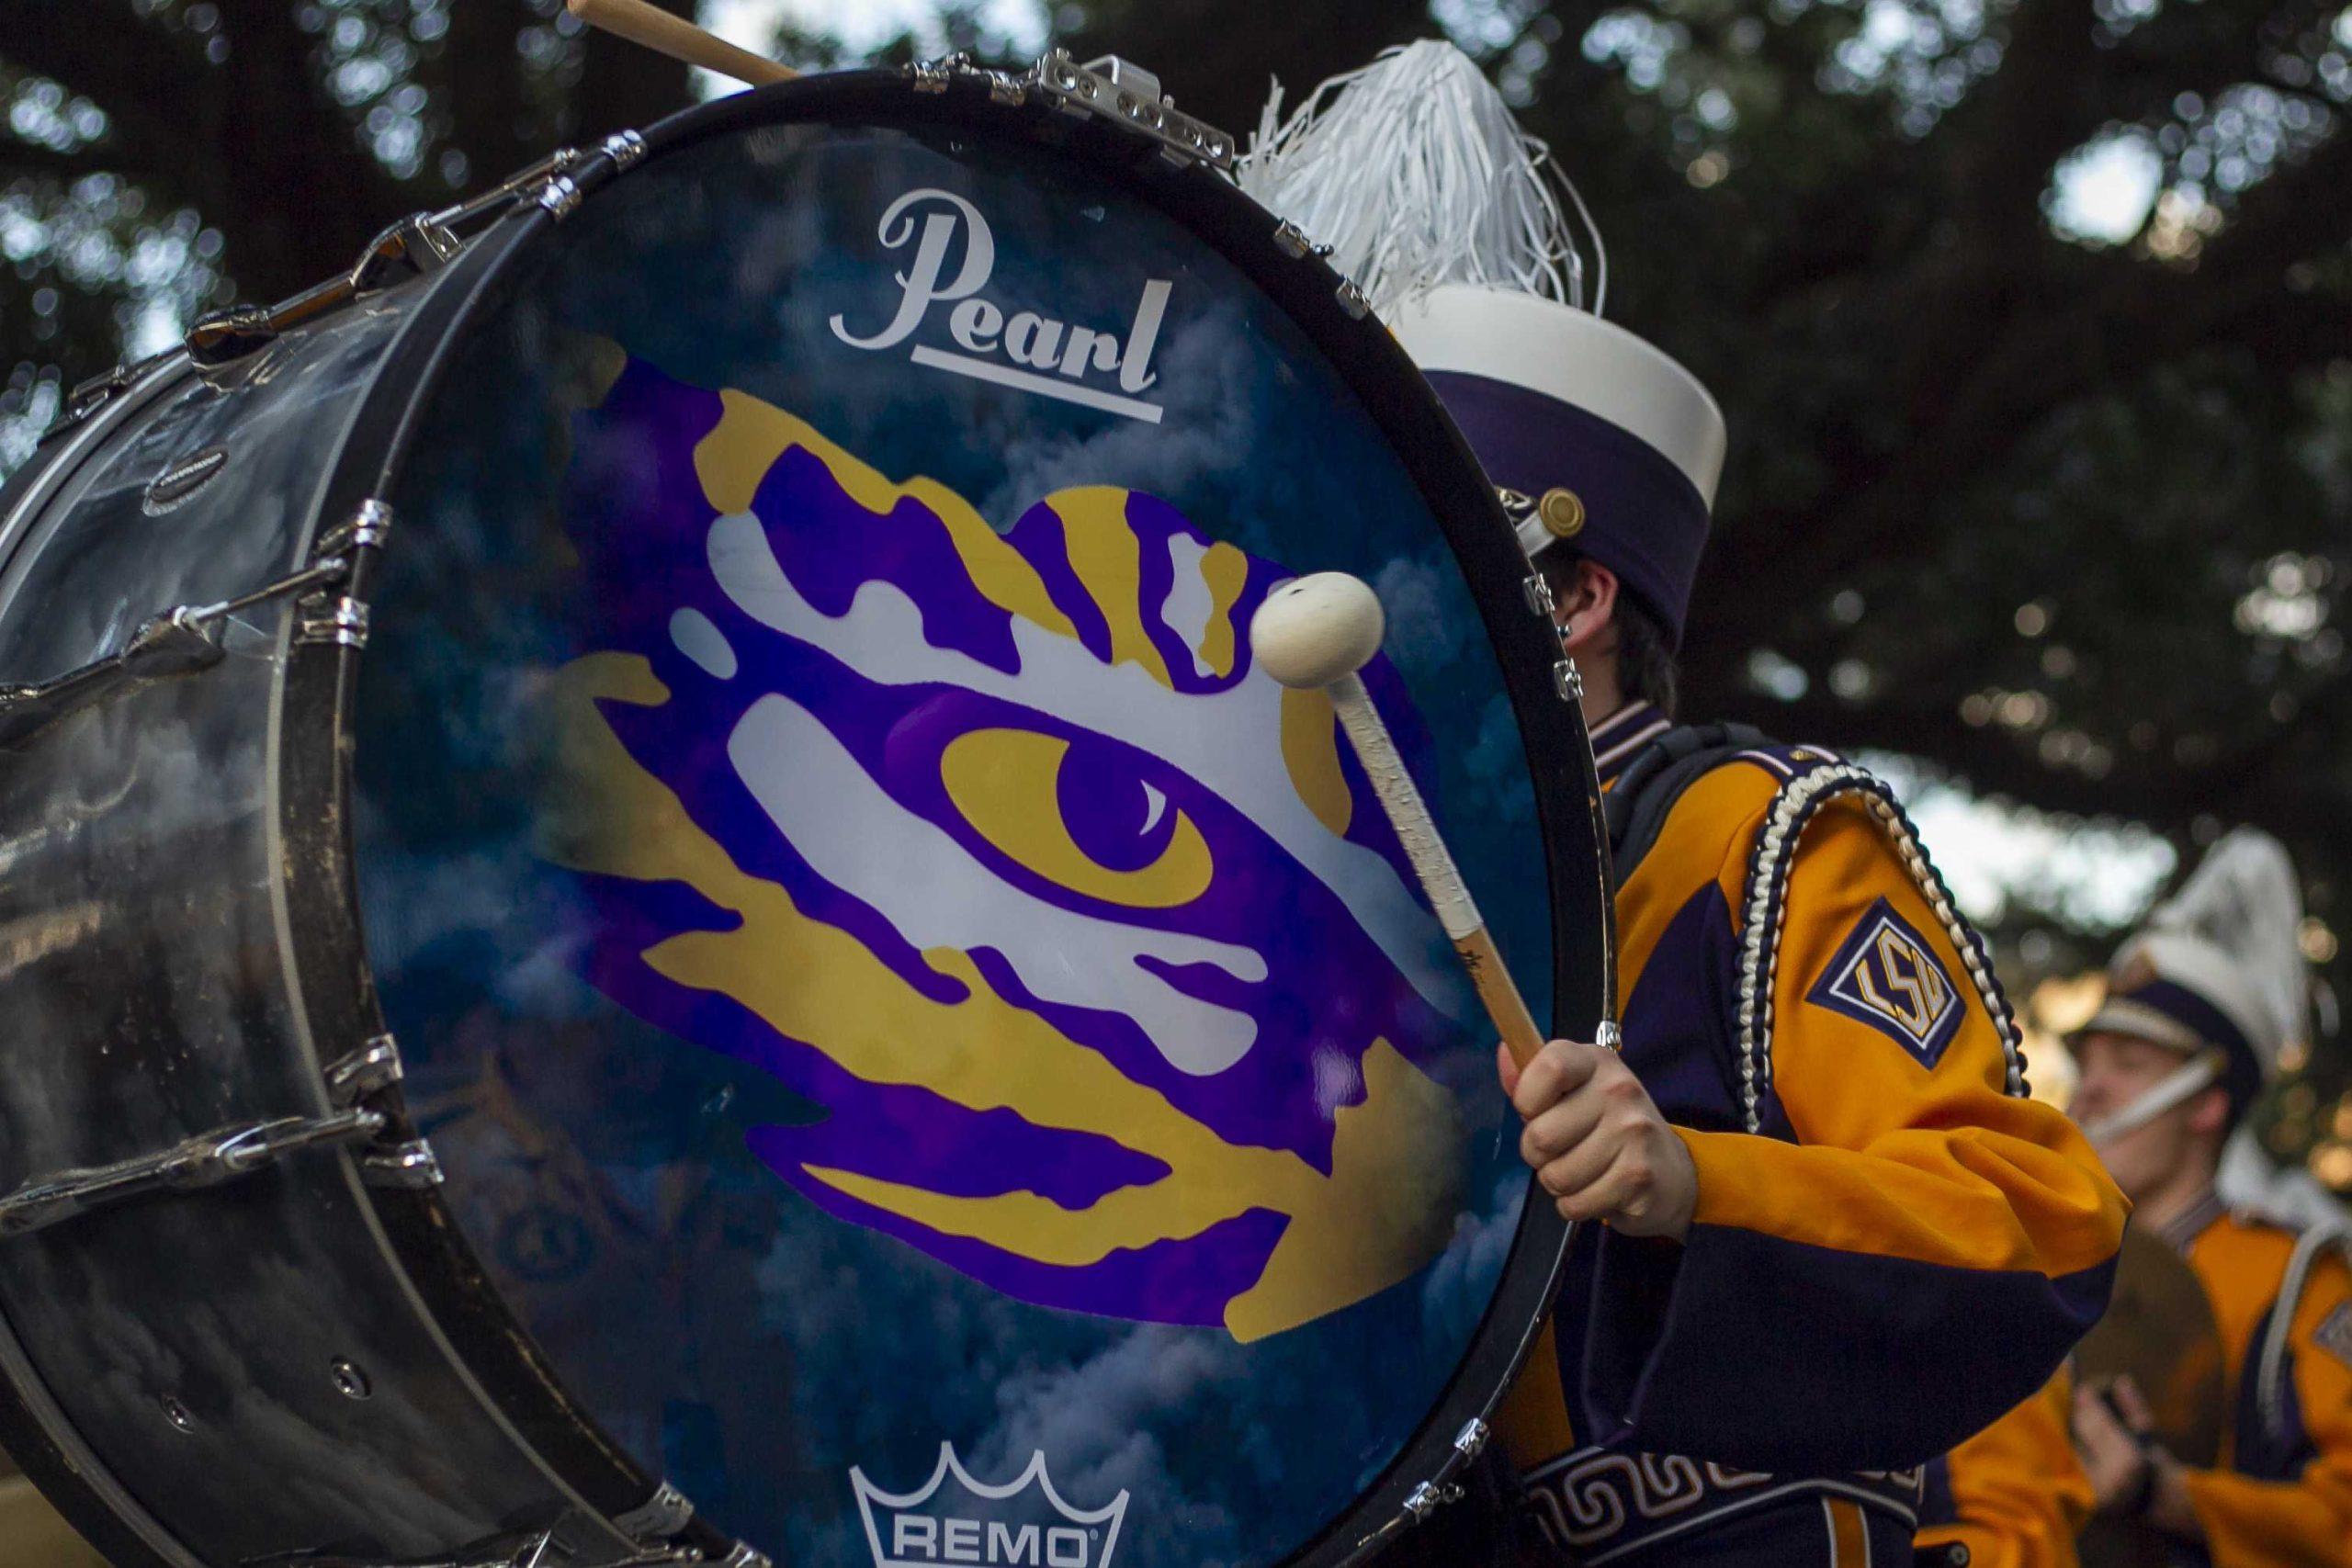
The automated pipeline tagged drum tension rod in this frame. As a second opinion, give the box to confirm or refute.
[0,553,354,748]
[0,1110,385,1239]
[249,1529,769,1568]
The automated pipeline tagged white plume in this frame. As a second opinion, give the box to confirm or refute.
[2124,827,2312,1061]
[1237,40,1605,321]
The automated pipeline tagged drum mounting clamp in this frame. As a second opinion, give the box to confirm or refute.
[1026,51,1237,170]
[326,1035,405,1107]
[0,1110,386,1239]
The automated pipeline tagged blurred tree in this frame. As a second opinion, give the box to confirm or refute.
[2,0,2348,1125]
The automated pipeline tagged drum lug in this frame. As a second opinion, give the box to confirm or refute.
[537,175,585,221]
[907,51,972,93]
[358,1139,444,1190]
[612,1481,695,1543]
[1334,278,1372,320]
[325,1035,404,1108]
[351,212,463,294]
[1027,50,1237,171]
[296,592,372,649]
[1553,656,1584,704]
[1401,1478,1465,1521]
[316,497,395,559]
[1521,570,1556,620]
[0,1110,386,1238]
[1272,219,1312,259]
[1453,1416,1489,1460]
[52,347,177,434]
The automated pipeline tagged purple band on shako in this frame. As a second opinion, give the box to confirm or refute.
[2114,976,2263,1112]
[1423,369,1712,648]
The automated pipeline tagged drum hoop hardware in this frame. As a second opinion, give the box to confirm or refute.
[52,136,645,432]
[325,1035,405,1106]
[611,1482,696,1543]
[910,49,1237,170]
[316,496,396,558]
[296,592,372,649]
[358,1139,444,1190]
[254,1531,749,1567]
[0,1111,386,1239]
[0,551,356,747]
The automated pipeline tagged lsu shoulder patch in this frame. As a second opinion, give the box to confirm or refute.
[2314,1302,2352,1367]
[1805,897,1964,1068]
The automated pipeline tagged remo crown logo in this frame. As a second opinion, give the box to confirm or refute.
[850,1445,1129,1568]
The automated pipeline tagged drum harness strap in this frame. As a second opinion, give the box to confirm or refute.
[1602,723,2027,1134]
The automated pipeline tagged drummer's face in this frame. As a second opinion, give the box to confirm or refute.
[2068,1030,2217,1198]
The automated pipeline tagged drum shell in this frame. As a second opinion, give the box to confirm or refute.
[0,262,658,1564]
[0,67,1613,1568]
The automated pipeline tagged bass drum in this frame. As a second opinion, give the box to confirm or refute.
[0,62,1611,1568]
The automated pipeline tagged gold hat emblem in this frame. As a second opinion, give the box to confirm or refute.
[1538,487,1586,540]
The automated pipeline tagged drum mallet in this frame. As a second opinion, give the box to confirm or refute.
[1250,572,1547,1069]
[565,0,799,87]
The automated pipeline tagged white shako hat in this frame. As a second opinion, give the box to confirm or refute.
[2080,827,2312,1113]
[1239,41,1727,645]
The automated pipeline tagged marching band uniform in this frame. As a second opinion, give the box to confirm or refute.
[2064,833,2352,1566]
[1915,1371,2093,1568]
[2154,1199,2352,1564]
[1243,43,2126,1564]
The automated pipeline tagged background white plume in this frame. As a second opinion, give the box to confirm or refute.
[1237,39,1606,321]
[2123,826,2312,1062]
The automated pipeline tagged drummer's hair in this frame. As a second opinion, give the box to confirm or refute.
[1614,596,1679,720]
[1539,550,1679,719]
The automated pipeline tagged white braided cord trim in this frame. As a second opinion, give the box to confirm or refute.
[2256,1224,2352,1446]
[1733,762,2026,1134]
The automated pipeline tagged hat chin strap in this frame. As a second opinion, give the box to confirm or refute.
[2081,1049,2227,1149]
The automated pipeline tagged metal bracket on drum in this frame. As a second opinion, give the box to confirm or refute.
[326,1035,405,1107]
[53,132,646,431]
[902,50,1237,171]
[317,496,395,558]
[1030,51,1237,169]
[0,1111,385,1239]
[1396,1418,1492,1525]
[258,1532,767,1567]
[0,553,355,747]
[612,1483,695,1545]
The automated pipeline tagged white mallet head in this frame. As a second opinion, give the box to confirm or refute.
[1249,572,1387,689]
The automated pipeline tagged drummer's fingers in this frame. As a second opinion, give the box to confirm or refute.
[1548,1140,1657,1226]
[1509,1038,1604,1122]
[2070,1383,2121,1446]
[1496,1042,1522,1098]
[2109,1375,2156,1434]
[1521,1088,1608,1173]
[1530,1108,1620,1199]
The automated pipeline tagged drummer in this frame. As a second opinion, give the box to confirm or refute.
[1244,42,2124,1565]
[2062,829,2352,1561]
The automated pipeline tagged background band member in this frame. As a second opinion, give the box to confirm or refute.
[1246,41,2126,1565]
[2066,828,2352,1564]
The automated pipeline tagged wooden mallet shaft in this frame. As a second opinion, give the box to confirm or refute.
[566,0,799,86]
[1250,574,1548,1069]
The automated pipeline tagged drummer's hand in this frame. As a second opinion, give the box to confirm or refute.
[1498,1040,1697,1242]
[2073,1377,2199,1537]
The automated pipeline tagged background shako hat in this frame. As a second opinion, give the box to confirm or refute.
[2080,827,2312,1116]
[1240,41,1728,646]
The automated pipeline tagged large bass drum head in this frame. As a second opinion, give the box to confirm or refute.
[356,74,1601,1567]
